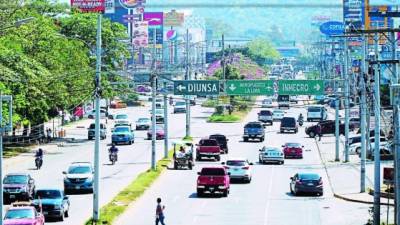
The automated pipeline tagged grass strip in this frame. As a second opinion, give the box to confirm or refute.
[207,110,250,123]
[84,148,176,225]
[3,147,30,158]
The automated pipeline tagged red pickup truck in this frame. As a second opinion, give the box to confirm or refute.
[195,139,221,161]
[197,167,230,197]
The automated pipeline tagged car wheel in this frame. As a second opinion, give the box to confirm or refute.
[88,137,93,140]
[188,162,193,170]
[64,208,69,217]
[59,211,64,221]
[243,137,248,142]
[174,162,178,170]
[290,186,294,194]
[309,131,315,138]
[222,190,228,197]
[196,155,200,161]
[356,147,361,154]
[319,191,324,196]
[197,189,204,197]
[215,156,221,161]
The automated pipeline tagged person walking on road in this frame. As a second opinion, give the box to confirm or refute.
[316,124,322,141]
[155,197,166,225]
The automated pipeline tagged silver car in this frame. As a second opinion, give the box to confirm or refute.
[259,147,284,164]
[221,158,253,183]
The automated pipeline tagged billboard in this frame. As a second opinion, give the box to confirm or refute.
[144,12,163,26]
[132,21,148,47]
[164,10,184,26]
[319,21,344,36]
[370,0,400,6]
[119,0,145,9]
[105,0,115,14]
[343,0,364,46]
[71,0,105,12]
[144,12,163,48]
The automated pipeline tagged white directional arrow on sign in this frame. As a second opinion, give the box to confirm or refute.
[229,84,237,91]
[314,84,321,91]
[177,84,186,92]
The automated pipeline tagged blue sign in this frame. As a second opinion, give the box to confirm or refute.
[319,21,344,36]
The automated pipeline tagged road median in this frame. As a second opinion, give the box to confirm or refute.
[84,145,179,225]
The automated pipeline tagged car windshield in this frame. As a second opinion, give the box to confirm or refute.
[286,143,301,148]
[308,107,322,112]
[89,124,105,129]
[176,102,186,106]
[245,123,262,128]
[201,168,225,176]
[210,135,226,142]
[263,99,271,103]
[116,114,128,120]
[299,173,320,180]
[200,139,218,146]
[282,118,295,126]
[114,127,130,133]
[226,161,246,166]
[5,209,35,219]
[68,166,91,174]
[260,111,272,115]
[3,175,28,184]
[138,118,149,123]
[155,110,163,114]
[35,190,62,199]
[274,110,283,114]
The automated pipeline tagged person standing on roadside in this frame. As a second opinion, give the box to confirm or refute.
[316,123,322,141]
[155,197,166,225]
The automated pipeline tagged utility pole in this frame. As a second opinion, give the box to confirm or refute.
[360,34,367,193]
[222,34,225,81]
[185,29,190,138]
[93,14,102,222]
[0,93,13,225]
[344,37,350,162]
[151,27,157,170]
[163,81,169,158]
[335,97,340,161]
[373,32,381,225]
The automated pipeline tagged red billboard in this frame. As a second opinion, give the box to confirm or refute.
[71,0,105,12]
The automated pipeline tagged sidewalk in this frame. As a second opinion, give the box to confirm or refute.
[316,134,395,222]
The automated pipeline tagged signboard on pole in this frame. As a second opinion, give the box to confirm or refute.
[343,0,364,46]
[119,0,145,9]
[278,80,324,95]
[174,80,220,95]
[144,12,164,48]
[144,12,163,26]
[132,21,148,47]
[71,0,105,12]
[319,21,344,36]
[226,80,274,96]
[104,0,115,14]
[164,10,184,26]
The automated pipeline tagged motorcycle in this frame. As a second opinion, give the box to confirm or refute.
[298,120,304,127]
[35,156,43,170]
[109,152,118,165]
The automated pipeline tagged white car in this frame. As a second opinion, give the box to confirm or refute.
[349,137,388,155]
[273,109,285,120]
[85,109,107,119]
[115,113,131,126]
[261,98,273,108]
[259,147,284,164]
[221,158,253,183]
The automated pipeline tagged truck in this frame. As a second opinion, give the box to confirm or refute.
[196,167,230,197]
[195,139,221,161]
[278,95,290,109]
[305,120,353,138]
[243,122,265,142]
[258,110,273,126]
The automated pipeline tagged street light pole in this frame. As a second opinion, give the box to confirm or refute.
[93,14,102,222]
[344,37,350,163]
[360,34,367,193]
[185,29,191,138]
[151,28,157,170]
[335,97,340,161]
[163,81,169,158]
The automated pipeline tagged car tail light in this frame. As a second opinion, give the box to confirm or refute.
[242,166,249,170]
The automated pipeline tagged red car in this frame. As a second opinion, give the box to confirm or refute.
[4,203,45,225]
[282,142,304,159]
[197,166,230,197]
[147,125,165,140]
[195,139,221,161]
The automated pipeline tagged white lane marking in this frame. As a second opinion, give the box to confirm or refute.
[263,166,275,225]
[192,200,207,224]
[172,195,179,203]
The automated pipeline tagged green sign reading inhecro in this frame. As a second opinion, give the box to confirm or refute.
[278,80,324,95]
[226,80,274,95]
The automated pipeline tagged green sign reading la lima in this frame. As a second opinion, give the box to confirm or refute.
[226,80,274,95]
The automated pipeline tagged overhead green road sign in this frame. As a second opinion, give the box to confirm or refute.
[226,80,274,95]
[278,80,324,95]
[173,80,220,95]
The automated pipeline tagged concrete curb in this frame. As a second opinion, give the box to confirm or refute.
[333,193,394,206]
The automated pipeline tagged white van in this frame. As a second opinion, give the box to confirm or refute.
[307,105,327,122]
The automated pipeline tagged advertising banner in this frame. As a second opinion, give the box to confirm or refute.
[71,0,105,12]
[144,12,163,26]
[119,0,145,9]
[144,12,163,48]
[132,21,148,47]
[319,21,344,36]
[370,0,400,6]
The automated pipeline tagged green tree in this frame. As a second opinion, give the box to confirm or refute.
[245,39,280,65]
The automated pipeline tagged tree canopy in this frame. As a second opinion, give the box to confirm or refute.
[0,0,129,126]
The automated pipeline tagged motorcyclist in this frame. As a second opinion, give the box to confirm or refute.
[35,148,44,159]
[109,144,119,162]
[298,113,304,122]
[169,96,173,105]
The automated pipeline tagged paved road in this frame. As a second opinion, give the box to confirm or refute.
[115,103,370,225]
[3,101,216,225]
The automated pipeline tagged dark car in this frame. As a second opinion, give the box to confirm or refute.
[209,134,229,154]
[32,189,70,221]
[243,122,265,142]
[280,117,298,133]
[305,120,351,138]
[3,173,35,204]
[290,173,323,196]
